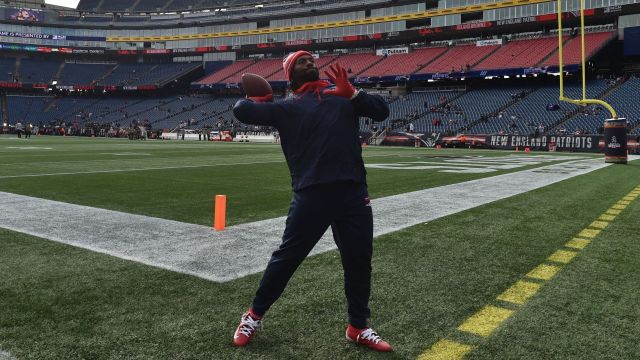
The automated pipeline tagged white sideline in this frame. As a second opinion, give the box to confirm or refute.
[0,157,624,282]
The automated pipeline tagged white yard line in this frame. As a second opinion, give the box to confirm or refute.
[0,157,629,283]
[0,160,285,179]
[0,349,16,360]
[0,154,396,178]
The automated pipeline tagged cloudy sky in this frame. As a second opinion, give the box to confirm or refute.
[45,0,80,8]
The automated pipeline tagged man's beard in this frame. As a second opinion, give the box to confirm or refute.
[291,68,319,90]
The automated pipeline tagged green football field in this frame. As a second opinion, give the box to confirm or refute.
[0,136,639,360]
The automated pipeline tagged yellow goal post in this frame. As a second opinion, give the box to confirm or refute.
[556,0,618,118]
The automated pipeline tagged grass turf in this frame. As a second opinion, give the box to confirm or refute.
[0,137,594,225]
[0,137,638,359]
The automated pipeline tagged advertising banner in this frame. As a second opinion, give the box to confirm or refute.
[143,49,171,54]
[485,135,602,152]
[476,39,503,47]
[0,31,52,40]
[455,21,492,31]
[496,16,537,26]
[375,47,409,56]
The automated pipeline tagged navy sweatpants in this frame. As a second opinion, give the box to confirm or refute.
[251,181,373,328]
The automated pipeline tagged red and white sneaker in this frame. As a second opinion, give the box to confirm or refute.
[232,311,262,347]
[346,324,393,352]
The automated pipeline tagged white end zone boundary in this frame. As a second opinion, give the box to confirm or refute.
[0,156,636,283]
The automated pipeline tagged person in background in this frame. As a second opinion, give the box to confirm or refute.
[15,121,23,138]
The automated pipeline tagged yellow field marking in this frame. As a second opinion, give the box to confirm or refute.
[565,237,591,250]
[589,221,609,230]
[417,339,475,360]
[457,305,514,337]
[599,214,616,221]
[416,187,639,360]
[547,250,578,264]
[578,228,600,238]
[527,264,562,280]
[497,281,542,305]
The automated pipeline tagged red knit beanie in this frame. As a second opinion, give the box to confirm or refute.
[283,51,313,81]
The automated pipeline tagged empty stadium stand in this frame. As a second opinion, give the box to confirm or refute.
[0,59,201,87]
[100,0,134,12]
[165,0,198,11]
[75,0,101,11]
[475,36,563,70]
[0,58,17,82]
[186,27,618,89]
[4,93,244,132]
[463,80,612,135]
[542,31,616,66]
[18,59,61,84]
[562,76,640,134]
[360,47,448,78]
[203,61,233,77]
[5,73,639,139]
[224,58,283,84]
[58,63,116,86]
[194,59,255,85]
[421,44,498,73]
[333,52,382,76]
[133,0,169,12]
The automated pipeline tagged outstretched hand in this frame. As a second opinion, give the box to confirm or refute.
[323,63,357,99]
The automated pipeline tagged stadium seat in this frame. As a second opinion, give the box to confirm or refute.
[422,44,499,73]
[475,36,564,70]
[359,47,448,77]
[543,31,616,66]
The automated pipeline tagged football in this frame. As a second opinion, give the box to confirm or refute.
[241,73,273,97]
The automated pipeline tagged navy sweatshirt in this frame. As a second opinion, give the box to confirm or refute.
[233,89,389,191]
